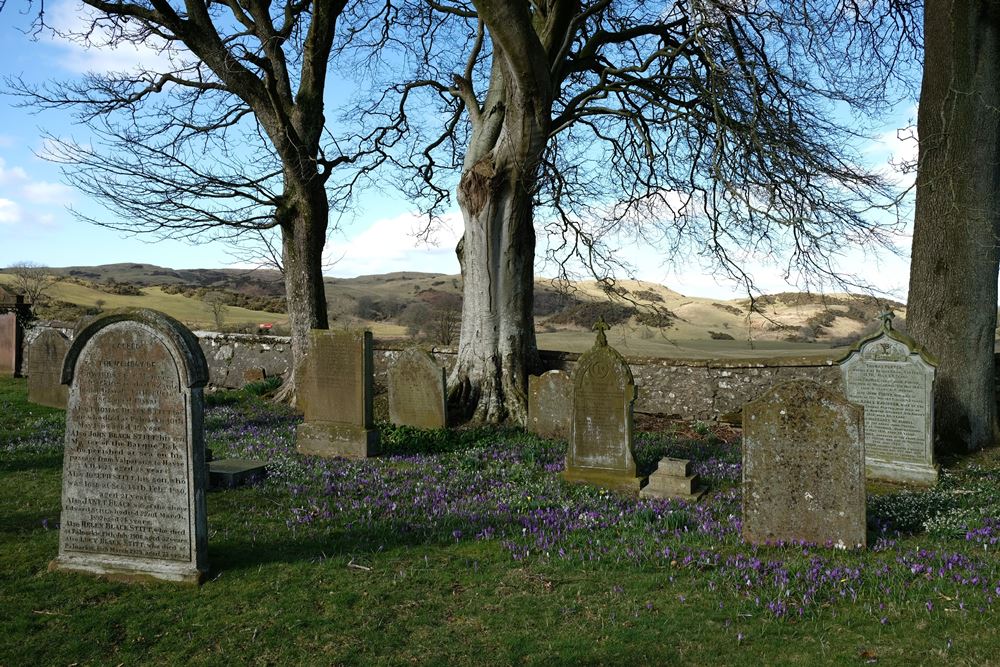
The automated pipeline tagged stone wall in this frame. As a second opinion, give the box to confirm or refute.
[20,325,995,423]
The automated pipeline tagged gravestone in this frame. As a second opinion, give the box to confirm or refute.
[528,370,573,440]
[387,346,447,429]
[562,319,646,494]
[50,310,209,583]
[640,457,705,502]
[295,329,378,458]
[0,294,27,376]
[27,328,70,408]
[742,379,865,549]
[839,311,938,485]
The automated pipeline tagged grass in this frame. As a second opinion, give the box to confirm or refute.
[3,376,1000,665]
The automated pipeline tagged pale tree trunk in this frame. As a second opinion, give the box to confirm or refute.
[450,156,540,424]
[907,0,1000,452]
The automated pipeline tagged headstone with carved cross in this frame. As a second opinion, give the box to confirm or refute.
[561,319,646,494]
[838,308,939,485]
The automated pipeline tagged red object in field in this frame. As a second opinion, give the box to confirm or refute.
[258,323,273,330]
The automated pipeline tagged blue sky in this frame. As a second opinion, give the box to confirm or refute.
[0,1,917,300]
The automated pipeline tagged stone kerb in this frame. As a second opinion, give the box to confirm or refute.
[527,370,573,440]
[742,379,866,549]
[295,329,378,459]
[838,314,938,485]
[51,309,209,584]
[562,324,645,494]
[388,346,447,429]
[27,328,70,409]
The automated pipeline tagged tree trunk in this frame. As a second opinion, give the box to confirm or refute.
[449,159,540,424]
[907,0,1000,452]
[280,179,331,402]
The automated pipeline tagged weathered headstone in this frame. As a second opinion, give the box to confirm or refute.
[295,329,378,458]
[742,379,866,549]
[640,457,705,502]
[0,294,27,376]
[528,370,573,440]
[27,328,70,408]
[50,310,209,583]
[839,311,938,485]
[387,346,447,429]
[562,319,646,494]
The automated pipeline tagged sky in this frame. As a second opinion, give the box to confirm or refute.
[0,1,919,301]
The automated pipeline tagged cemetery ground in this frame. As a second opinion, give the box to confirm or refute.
[3,379,1000,666]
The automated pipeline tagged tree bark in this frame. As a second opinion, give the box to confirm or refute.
[908,0,1000,452]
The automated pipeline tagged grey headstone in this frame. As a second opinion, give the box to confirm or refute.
[839,316,938,485]
[0,311,22,376]
[742,379,866,549]
[27,328,70,409]
[562,323,646,494]
[528,370,572,440]
[388,346,447,429]
[50,309,209,584]
[295,329,378,459]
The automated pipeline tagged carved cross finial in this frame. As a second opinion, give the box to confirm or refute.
[878,309,895,331]
[593,317,609,346]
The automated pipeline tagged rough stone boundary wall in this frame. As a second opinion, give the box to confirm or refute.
[26,326,992,423]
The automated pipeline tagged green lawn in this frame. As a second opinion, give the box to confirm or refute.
[2,376,1000,665]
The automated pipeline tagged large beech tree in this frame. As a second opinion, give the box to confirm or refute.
[11,0,378,390]
[357,0,918,424]
[908,0,1000,452]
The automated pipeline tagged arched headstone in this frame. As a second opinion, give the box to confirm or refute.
[388,346,447,429]
[561,320,645,494]
[50,310,209,584]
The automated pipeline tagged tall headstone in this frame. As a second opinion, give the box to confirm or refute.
[528,370,573,440]
[839,311,938,485]
[27,328,71,409]
[0,295,27,376]
[50,310,209,583]
[562,319,645,494]
[296,329,378,458]
[387,346,447,429]
[742,379,866,549]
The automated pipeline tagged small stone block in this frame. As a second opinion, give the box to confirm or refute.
[561,467,648,496]
[657,457,691,477]
[646,473,699,496]
[209,459,267,489]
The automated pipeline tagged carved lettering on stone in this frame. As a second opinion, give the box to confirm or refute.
[50,310,209,584]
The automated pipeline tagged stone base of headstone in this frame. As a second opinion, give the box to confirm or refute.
[49,556,205,585]
[296,421,379,459]
[640,457,706,502]
[561,468,648,496]
[209,459,268,489]
[867,458,939,486]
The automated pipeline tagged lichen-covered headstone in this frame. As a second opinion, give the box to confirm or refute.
[295,329,378,458]
[27,328,70,409]
[528,370,573,440]
[562,320,645,494]
[388,346,446,429]
[839,311,938,485]
[742,379,865,548]
[50,310,209,583]
[0,297,25,376]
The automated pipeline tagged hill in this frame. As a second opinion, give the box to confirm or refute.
[0,264,904,356]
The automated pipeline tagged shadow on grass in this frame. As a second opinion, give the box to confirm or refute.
[0,452,64,473]
[0,510,59,534]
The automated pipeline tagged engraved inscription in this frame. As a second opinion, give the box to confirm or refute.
[573,384,626,469]
[845,362,926,463]
[60,323,192,562]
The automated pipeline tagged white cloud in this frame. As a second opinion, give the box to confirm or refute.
[22,180,74,203]
[0,158,28,185]
[0,198,22,224]
[325,212,463,277]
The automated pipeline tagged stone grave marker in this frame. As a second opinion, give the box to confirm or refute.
[0,294,27,376]
[742,379,865,549]
[640,457,705,502]
[295,329,378,458]
[562,319,646,494]
[27,328,70,408]
[50,310,209,583]
[839,311,938,485]
[528,370,573,440]
[387,346,447,429]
